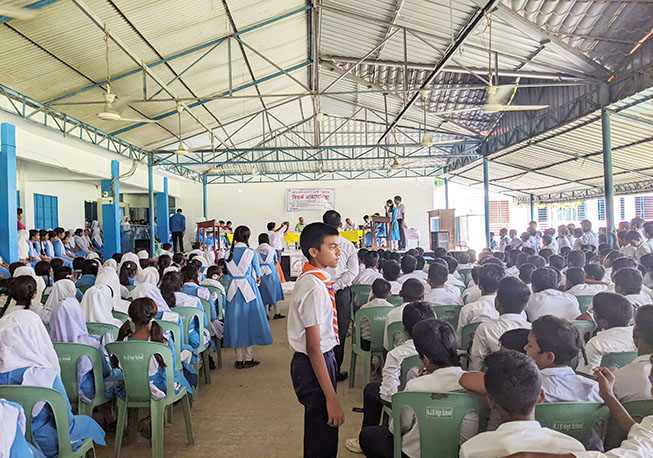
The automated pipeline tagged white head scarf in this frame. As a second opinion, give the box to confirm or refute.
[44,279,78,311]
[174,291,201,308]
[0,401,27,456]
[90,220,99,231]
[137,250,149,260]
[12,265,45,305]
[140,266,159,285]
[0,310,59,374]
[86,251,100,260]
[119,252,142,274]
[50,298,97,347]
[128,283,170,312]
[17,230,29,260]
[163,265,179,275]
[92,227,102,247]
[80,285,122,326]
[95,267,129,312]
[103,258,118,272]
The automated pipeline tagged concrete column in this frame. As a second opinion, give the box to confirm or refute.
[602,108,615,247]
[0,123,18,263]
[148,157,155,255]
[101,160,120,256]
[156,177,170,244]
[483,156,490,248]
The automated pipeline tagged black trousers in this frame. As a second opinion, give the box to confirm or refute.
[171,231,184,252]
[333,287,353,373]
[359,425,407,458]
[362,382,383,427]
[291,351,338,458]
[397,218,406,250]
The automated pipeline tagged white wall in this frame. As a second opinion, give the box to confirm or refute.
[176,177,436,248]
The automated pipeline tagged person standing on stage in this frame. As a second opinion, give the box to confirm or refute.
[170,208,186,253]
[394,196,407,250]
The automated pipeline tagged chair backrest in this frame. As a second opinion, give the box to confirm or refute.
[460,322,481,352]
[535,402,610,444]
[398,354,422,391]
[112,310,129,323]
[432,305,462,330]
[576,295,594,314]
[600,351,638,371]
[203,286,224,320]
[86,322,119,341]
[458,268,472,284]
[105,341,174,401]
[353,306,394,353]
[350,284,373,309]
[77,284,92,294]
[199,298,212,324]
[155,320,182,369]
[173,306,206,348]
[386,321,407,352]
[126,285,136,292]
[44,322,51,333]
[623,399,653,423]
[388,295,403,307]
[392,391,488,458]
[219,278,229,289]
[571,320,597,342]
[0,385,77,455]
[53,342,106,406]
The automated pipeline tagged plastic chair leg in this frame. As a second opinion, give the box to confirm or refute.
[151,402,166,458]
[202,350,211,384]
[165,404,173,424]
[216,343,222,369]
[114,400,128,458]
[349,351,357,388]
[362,353,372,387]
[181,394,194,445]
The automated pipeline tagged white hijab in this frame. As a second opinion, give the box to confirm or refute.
[95,268,130,312]
[128,282,170,312]
[141,266,159,285]
[119,252,142,274]
[137,250,149,260]
[17,230,29,260]
[103,259,118,272]
[86,251,100,260]
[50,298,98,347]
[13,265,45,305]
[80,285,122,327]
[174,291,201,308]
[163,265,179,275]
[44,279,78,311]
[0,310,59,375]
[0,400,27,456]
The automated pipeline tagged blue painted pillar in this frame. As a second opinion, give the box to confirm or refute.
[148,157,155,255]
[101,160,120,256]
[156,177,170,244]
[0,123,18,263]
[483,156,490,248]
[602,108,615,248]
[202,176,207,219]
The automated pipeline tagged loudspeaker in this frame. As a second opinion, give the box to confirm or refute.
[431,231,449,250]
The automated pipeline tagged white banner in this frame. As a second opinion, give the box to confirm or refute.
[286,188,336,212]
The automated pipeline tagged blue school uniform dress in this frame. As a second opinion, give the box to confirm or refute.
[52,240,74,267]
[223,245,273,348]
[173,291,214,352]
[0,368,105,458]
[155,310,198,388]
[387,207,400,241]
[75,274,96,288]
[256,245,284,306]
[183,283,217,322]
[78,334,125,403]
[0,400,46,457]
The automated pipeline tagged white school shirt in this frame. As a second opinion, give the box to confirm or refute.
[399,272,426,286]
[413,270,427,283]
[460,420,585,458]
[468,313,532,371]
[456,294,498,346]
[572,416,653,458]
[576,326,636,375]
[558,236,573,251]
[396,203,406,220]
[613,354,652,403]
[399,366,477,458]
[462,284,481,304]
[506,265,519,277]
[424,287,462,306]
[446,273,465,289]
[644,272,653,289]
[325,236,358,291]
[359,298,393,341]
[353,268,382,285]
[267,230,283,250]
[566,283,608,297]
[287,269,338,354]
[637,243,652,260]
[383,303,408,350]
[540,366,602,403]
[581,231,599,248]
[525,289,581,322]
[622,244,637,259]
[379,339,418,402]
[625,292,653,308]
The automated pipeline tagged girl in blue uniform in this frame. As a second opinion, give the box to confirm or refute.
[385,200,400,250]
[223,226,273,368]
[255,233,285,320]
[0,311,106,457]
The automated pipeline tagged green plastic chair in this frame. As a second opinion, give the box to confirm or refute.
[155,320,183,371]
[219,278,230,290]
[351,284,373,312]
[388,295,403,307]
[44,322,51,333]
[173,306,211,387]
[391,391,488,458]
[105,341,193,458]
[458,268,472,285]
[199,297,221,369]
[623,399,653,423]
[86,322,119,342]
[385,321,407,352]
[572,320,597,342]
[576,295,594,314]
[112,311,129,323]
[460,322,481,352]
[349,306,394,388]
[432,305,462,330]
[600,351,638,371]
[456,284,466,295]
[203,285,224,320]
[535,402,609,444]
[41,294,49,304]
[0,385,96,458]
[77,284,92,295]
[53,342,110,417]
[398,354,422,391]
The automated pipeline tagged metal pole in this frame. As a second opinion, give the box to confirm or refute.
[444,168,450,209]
[530,194,535,222]
[202,175,208,219]
[602,108,615,247]
[483,155,490,249]
[147,156,155,256]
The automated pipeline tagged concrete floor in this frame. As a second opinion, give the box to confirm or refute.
[96,290,365,458]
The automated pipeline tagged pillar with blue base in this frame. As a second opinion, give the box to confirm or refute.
[602,108,615,248]
[148,157,156,255]
[0,123,18,264]
[156,177,170,244]
[483,156,490,249]
[101,160,121,257]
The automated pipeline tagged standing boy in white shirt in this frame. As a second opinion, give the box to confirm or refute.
[352,251,382,285]
[576,293,636,375]
[459,350,586,458]
[525,267,581,322]
[288,223,344,457]
[424,261,463,306]
[469,276,532,371]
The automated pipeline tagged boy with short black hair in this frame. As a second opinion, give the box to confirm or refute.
[519,263,537,289]
[459,350,585,457]
[614,267,653,307]
[358,278,393,349]
[469,276,531,370]
[613,305,653,402]
[380,260,401,295]
[424,262,462,306]
[576,292,636,375]
[413,256,427,283]
[398,255,422,285]
[566,266,607,297]
[525,267,581,322]
[462,265,482,304]
[382,279,425,350]
[352,251,382,285]
[288,222,344,457]
[567,250,586,269]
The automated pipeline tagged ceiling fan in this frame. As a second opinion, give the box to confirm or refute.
[0,2,40,20]
[97,25,156,124]
[172,105,189,155]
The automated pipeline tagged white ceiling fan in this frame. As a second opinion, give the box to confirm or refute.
[172,105,189,155]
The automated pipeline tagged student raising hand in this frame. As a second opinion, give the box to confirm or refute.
[593,366,636,433]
